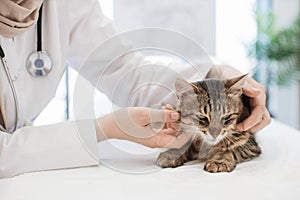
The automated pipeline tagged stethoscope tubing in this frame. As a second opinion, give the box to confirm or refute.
[0,55,20,132]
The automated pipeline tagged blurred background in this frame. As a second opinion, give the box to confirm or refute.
[35,0,300,130]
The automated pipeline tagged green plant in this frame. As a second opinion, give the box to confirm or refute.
[248,9,300,85]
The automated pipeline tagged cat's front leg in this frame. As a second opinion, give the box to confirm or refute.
[203,136,261,173]
[156,148,187,168]
[156,138,194,168]
[204,150,236,173]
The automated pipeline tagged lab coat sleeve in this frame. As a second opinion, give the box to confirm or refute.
[0,120,99,179]
[66,0,212,107]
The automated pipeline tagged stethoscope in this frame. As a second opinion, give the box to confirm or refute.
[0,5,53,133]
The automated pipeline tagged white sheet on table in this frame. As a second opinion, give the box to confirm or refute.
[0,119,300,200]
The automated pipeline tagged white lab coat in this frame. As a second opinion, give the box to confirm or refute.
[0,0,211,178]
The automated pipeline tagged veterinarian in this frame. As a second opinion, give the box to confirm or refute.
[0,0,270,178]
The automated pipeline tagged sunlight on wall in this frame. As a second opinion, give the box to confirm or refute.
[216,0,257,73]
[98,0,114,19]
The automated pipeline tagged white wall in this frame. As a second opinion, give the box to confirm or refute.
[215,0,257,73]
[113,0,216,55]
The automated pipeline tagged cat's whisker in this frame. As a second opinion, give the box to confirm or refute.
[222,137,230,148]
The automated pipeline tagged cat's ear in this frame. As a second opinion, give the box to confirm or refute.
[174,78,195,97]
[224,74,248,90]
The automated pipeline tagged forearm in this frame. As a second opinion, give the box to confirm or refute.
[95,114,120,142]
[0,120,99,178]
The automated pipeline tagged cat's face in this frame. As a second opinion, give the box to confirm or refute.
[175,75,246,145]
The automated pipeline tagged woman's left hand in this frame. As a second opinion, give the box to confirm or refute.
[236,77,271,133]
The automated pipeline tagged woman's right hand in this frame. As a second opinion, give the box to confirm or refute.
[95,107,192,149]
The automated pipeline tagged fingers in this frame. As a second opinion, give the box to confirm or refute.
[236,106,271,133]
[159,122,180,135]
[242,81,261,98]
[161,104,178,132]
[236,106,262,131]
[149,108,180,123]
[249,111,271,133]
[113,107,180,137]
[238,76,270,133]
[162,104,174,111]
[111,107,187,149]
[159,127,176,135]
[124,107,179,125]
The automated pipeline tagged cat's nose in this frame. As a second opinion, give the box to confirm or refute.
[209,127,220,138]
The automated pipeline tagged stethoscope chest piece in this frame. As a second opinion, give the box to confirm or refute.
[26,51,52,76]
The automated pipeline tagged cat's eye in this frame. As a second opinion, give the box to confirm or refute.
[223,114,232,121]
[221,114,237,125]
[196,115,209,126]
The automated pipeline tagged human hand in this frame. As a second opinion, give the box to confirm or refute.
[161,104,180,134]
[96,107,192,148]
[236,77,271,133]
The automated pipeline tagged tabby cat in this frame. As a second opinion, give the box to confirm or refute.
[156,75,261,173]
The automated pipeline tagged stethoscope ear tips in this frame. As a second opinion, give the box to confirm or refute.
[26,51,52,76]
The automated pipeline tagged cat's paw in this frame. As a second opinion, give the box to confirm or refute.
[204,160,235,173]
[156,151,184,168]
